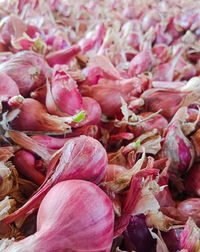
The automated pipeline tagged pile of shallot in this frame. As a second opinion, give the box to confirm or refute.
[0,0,200,251]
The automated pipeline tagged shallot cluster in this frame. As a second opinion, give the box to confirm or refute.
[0,0,200,252]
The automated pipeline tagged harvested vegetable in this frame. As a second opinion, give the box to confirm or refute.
[0,0,200,251]
[3,180,114,252]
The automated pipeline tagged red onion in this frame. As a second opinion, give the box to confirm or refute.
[81,75,150,116]
[72,97,101,127]
[128,112,168,138]
[46,65,83,116]
[152,45,183,81]
[7,131,54,162]
[141,88,189,118]
[103,164,127,182]
[45,45,81,67]
[4,135,108,224]
[191,129,200,158]
[177,198,200,218]
[30,84,47,104]
[31,135,70,150]
[14,150,45,186]
[0,51,51,96]
[123,214,156,252]
[128,49,153,76]
[0,14,27,45]
[161,122,195,175]
[7,98,72,133]
[30,125,100,150]
[161,229,182,252]
[0,72,19,101]
[4,180,114,252]
[185,163,200,197]
[79,24,105,54]
[88,55,122,80]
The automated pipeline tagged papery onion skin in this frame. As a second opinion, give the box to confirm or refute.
[4,180,114,252]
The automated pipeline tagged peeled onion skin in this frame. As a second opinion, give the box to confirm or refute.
[4,180,114,252]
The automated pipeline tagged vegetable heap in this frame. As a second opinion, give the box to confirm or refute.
[0,0,200,251]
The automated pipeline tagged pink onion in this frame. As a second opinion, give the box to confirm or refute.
[7,98,72,133]
[4,135,108,224]
[0,14,27,45]
[14,150,45,186]
[81,75,150,116]
[0,72,19,101]
[0,51,51,96]
[4,180,114,252]
[141,87,198,118]
[161,122,195,175]
[128,49,153,76]
[103,164,127,182]
[46,65,83,116]
[128,112,168,138]
[185,163,200,197]
[31,135,70,150]
[191,129,200,158]
[177,198,200,218]
[45,45,81,67]
[72,97,101,127]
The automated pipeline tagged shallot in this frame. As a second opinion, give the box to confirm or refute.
[1,0,200,251]
[4,135,108,224]
[3,180,114,252]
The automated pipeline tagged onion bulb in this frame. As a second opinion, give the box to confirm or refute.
[3,180,114,252]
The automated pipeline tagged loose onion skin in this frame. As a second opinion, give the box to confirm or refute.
[4,180,114,252]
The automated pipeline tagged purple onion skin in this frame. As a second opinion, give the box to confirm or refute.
[123,214,156,252]
[161,228,182,252]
